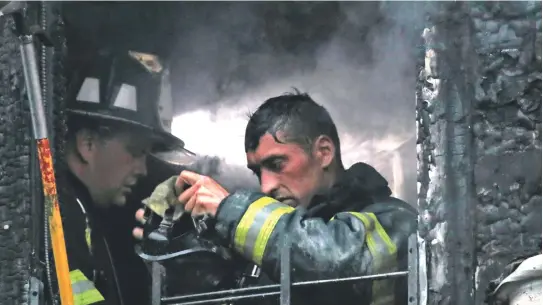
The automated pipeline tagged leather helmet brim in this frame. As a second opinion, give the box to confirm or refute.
[67,109,192,156]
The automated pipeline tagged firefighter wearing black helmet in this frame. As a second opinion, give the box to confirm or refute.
[134,92,418,305]
[44,49,193,305]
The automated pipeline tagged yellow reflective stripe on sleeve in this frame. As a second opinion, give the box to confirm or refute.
[69,269,105,305]
[234,196,294,265]
[348,212,397,305]
[234,196,277,252]
[253,206,294,264]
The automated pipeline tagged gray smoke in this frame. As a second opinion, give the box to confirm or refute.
[183,155,260,192]
[168,2,432,204]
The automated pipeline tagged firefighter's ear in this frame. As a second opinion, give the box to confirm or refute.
[312,135,335,170]
[75,129,99,163]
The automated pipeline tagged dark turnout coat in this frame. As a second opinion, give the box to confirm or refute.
[214,162,418,305]
[45,171,124,305]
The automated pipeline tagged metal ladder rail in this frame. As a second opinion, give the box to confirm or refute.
[153,233,420,305]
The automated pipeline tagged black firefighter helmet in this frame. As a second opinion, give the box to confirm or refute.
[65,48,190,155]
[66,50,242,295]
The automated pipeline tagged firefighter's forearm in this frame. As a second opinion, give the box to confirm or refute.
[215,191,389,282]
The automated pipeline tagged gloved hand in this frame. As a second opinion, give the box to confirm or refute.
[133,170,230,239]
[133,173,240,297]
[141,175,185,221]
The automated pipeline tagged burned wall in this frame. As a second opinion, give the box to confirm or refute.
[470,2,542,304]
[0,3,66,305]
[0,13,33,305]
[418,1,541,305]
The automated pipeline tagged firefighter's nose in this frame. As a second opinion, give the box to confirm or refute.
[260,171,279,196]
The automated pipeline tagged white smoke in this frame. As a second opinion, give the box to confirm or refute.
[169,2,424,204]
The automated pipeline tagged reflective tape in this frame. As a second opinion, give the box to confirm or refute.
[76,78,100,104]
[234,197,295,265]
[112,84,137,111]
[69,269,105,305]
[347,212,398,305]
[76,198,92,255]
[366,213,397,258]
[85,226,92,254]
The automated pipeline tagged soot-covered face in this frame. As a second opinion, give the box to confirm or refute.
[76,129,153,206]
[246,132,336,208]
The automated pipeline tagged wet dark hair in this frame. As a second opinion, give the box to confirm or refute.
[244,90,343,165]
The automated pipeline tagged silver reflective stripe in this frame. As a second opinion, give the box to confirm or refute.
[69,269,105,305]
[76,77,100,103]
[72,279,96,294]
[113,84,137,111]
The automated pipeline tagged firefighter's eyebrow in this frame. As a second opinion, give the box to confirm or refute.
[247,164,259,172]
[261,155,285,165]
